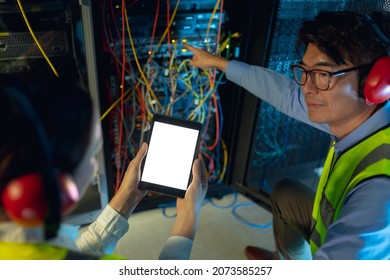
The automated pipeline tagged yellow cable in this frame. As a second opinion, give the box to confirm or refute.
[100,86,134,121]
[205,0,221,50]
[149,0,180,58]
[101,0,182,120]
[219,138,228,181]
[219,32,240,53]
[177,59,195,82]
[124,7,162,109]
[16,0,59,77]
[189,82,213,120]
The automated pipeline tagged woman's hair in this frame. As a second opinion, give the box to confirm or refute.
[296,11,390,66]
[0,75,93,238]
[0,76,93,180]
[26,79,94,174]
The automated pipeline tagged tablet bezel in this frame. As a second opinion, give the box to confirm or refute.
[138,114,203,198]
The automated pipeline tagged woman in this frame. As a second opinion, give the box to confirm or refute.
[0,75,208,259]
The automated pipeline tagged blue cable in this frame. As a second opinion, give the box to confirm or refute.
[232,202,273,229]
[158,199,209,219]
[207,191,238,209]
[262,179,273,193]
[158,202,177,218]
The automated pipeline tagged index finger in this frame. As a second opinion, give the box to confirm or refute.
[183,43,196,52]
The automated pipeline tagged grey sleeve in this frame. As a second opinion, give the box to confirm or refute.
[158,236,193,260]
[225,60,329,133]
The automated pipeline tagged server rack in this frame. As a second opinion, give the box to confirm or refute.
[79,0,390,217]
[0,0,110,225]
[2,0,389,224]
[91,0,246,211]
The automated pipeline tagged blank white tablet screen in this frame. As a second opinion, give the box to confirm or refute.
[141,121,200,190]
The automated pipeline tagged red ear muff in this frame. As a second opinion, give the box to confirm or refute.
[364,56,390,105]
[1,173,79,227]
[1,173,47,227]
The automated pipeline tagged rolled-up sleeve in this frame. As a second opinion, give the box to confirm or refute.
[76,205,129,255]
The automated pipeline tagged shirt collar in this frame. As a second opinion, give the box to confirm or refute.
[333,101,390,155]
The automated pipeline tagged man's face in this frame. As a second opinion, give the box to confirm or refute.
[300,43,376,139]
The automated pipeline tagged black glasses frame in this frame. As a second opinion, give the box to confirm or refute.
[290,64,362,91]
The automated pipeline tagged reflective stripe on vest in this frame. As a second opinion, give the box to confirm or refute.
[0,242,125,260]
[309,126,390,255]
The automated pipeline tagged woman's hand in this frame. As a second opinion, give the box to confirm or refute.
[109,143,148,218]
[170,155,208,240]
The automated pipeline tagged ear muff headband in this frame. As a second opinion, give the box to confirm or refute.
[1,86,61,239]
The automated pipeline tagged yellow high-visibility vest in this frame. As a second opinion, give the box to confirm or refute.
[0,242,126,260]
[310,126,390,254]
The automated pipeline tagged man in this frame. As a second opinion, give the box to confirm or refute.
[184,11,390,259]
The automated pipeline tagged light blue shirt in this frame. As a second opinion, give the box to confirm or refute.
[226,60,390,260]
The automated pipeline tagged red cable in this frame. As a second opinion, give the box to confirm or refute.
[166,0,171,54]
[204,92,220,151]
[201,150,215,178]
[150,0,160,52]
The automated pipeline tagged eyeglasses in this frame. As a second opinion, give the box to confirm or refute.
[290,64,362,91]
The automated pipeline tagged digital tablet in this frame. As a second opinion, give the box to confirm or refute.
[139,114,203,198]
